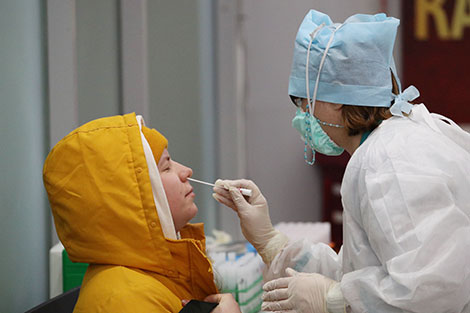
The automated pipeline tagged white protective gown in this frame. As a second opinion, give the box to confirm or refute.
[266,104,470,312]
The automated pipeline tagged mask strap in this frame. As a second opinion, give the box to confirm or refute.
[302,24,326,166]
[390,57,402,93]
[306,23,344,116]
[305,23,325,116]
[302,24,344,166]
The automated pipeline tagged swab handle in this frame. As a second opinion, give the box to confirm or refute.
[187,177,252,197]
[240,188,252,197]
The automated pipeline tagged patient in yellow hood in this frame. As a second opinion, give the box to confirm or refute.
[43,113,219,313]
[141,124,199,233]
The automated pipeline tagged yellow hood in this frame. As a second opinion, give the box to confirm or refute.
[43,113,213,282]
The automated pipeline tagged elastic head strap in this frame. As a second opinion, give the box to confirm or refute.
[306,23,344,116]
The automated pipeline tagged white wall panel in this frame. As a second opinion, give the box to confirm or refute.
[0,1,49,311]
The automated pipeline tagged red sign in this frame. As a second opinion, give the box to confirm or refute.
[402,0,470,124]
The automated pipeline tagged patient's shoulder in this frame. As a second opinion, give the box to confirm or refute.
[74,265,182,313]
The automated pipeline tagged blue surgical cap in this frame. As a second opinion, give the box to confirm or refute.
[288,10,401,107]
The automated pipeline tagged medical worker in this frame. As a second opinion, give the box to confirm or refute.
[212,9,470,313]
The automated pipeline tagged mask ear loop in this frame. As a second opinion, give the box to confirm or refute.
[306,23,343,116]
[302,24,324,165]
[303,24,343,165]
[305,23,325,116]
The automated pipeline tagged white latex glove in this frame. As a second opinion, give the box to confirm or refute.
[262,268,345,313]
[212,179,288,264]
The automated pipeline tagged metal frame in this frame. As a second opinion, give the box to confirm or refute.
[47,0,79,246]
[120,0,150,118]
[215,0,245,239]
[47,0,79,148]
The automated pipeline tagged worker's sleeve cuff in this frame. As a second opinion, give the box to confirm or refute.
[326,282,347,313]
[259,230,289,265]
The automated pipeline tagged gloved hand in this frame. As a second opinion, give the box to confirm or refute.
[262,268,345,313]
[212,179,288,264]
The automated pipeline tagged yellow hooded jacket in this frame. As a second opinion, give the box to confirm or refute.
[43,113,218,312]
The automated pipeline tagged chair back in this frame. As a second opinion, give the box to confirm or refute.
[25,287,80,313]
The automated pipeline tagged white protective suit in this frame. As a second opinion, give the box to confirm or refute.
[266,104,470,312]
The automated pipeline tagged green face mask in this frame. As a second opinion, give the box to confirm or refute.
[292,108,344,165]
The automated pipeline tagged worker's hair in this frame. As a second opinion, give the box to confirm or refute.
[341,72,399,136]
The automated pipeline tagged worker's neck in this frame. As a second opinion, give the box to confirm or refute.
[341,133,362,156]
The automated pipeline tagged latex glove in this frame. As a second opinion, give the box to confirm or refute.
[212,179,288,264]
[262,268,344,313]
[204,293,241,313]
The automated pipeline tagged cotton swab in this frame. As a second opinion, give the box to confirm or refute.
[188,177,253,197]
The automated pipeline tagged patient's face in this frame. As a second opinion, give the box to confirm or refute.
[157,149,198,232]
